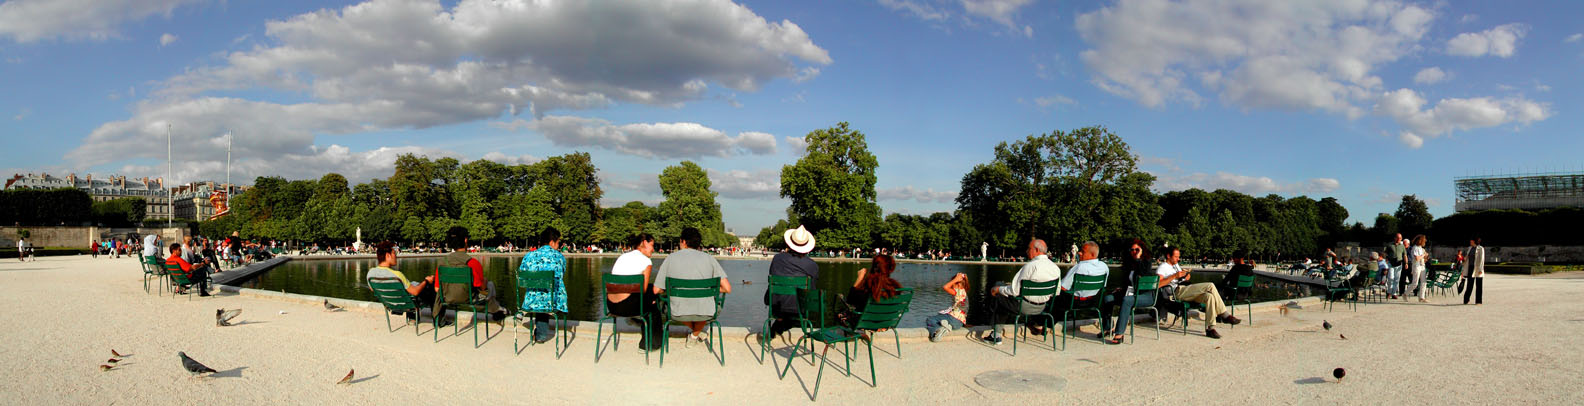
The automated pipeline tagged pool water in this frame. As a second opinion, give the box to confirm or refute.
[237,255,1316,328]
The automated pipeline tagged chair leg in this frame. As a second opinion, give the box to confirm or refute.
[866,340,878,387]
[811,343,831,401]
[892,328,901,359]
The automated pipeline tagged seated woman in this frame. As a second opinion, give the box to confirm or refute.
[839,255,900,329]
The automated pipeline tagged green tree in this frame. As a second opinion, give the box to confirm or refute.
[1394,195,1433,237]
[780,122,881,249]
[1371,213,1400,243]
[657,161,732,247]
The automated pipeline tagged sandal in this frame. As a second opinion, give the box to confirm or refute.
[1106,335,1124,345]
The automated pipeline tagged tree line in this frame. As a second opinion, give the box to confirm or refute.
[1,188,149,228]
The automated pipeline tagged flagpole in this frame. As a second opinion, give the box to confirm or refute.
[226,130,232,207]
[167,123,172,228]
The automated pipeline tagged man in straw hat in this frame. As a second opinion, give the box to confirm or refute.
[765,225,820,340]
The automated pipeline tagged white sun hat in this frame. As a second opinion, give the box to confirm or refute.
[783,225,816,254]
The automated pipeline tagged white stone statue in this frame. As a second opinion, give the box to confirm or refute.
[980,242,988,262]
[352,227,364,252]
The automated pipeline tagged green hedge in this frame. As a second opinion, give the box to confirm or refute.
[0,247,94,258]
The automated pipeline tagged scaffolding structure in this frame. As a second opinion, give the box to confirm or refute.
[1454,171,1584,212]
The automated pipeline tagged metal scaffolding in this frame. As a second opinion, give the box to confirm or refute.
[1455,171,1584,212]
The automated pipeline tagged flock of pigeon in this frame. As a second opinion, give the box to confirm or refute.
[100,299,356,385]
[1280,301,1350,383]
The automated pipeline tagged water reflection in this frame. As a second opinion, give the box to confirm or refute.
[239,256,1316,328]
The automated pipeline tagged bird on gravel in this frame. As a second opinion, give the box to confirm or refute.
[1284,301,1303,309]
[336,369,355,385]
[107,358,122,364]
[1323,320,1333,331]
[1333,367,1346,382]
[179,352,217,378]
[99,364,115,372]
[324,299,344,312]
[217,308,243,327]
[111,349,127,358]
[1339,334,1348,340]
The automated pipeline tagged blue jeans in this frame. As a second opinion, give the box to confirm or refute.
[1101,292,1157,337]
[924,313,964,336]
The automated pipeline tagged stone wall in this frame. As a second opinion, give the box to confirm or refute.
[2,226,187,248]
[1431,245,1584,264]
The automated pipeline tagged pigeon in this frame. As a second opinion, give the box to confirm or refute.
[336,369,355,385]
[1284,301,1303,309]
[1339,334,1347,340]
[99,364,115,372]
[107,358,122,364]
[1323,320,1333,331]
[323,299,344,312]
[1333,367,1346,382]
[217,308,242,327]
[178,352,217,377]
[111,349,127,358]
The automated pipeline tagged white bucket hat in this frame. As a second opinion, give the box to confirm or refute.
[783,225,816,254]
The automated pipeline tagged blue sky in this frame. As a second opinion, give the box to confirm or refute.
[2,0,1580,234]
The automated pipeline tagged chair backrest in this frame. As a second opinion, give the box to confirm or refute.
[853,288,914,331]
[517,268,557,291]
[664,277,721,299]
[143,255,163,274]
[367,277,417,311]
[765,275,810,304]
[1070,272,1108,297]
[797,288,827,327]
[1134,275,1161,294]
[165,262,191,284]
[1235,274,1255,288]
[438,266,474,285]
[1015,279,1060,300]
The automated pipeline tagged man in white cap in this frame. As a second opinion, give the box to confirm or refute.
[765,225,819,340]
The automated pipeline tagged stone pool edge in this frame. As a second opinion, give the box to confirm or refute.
[214,283,1326,342]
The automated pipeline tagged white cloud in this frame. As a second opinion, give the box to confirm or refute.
[960,0,1035,36]
[159,33,178,47]
[480,151,539,166]
[1075,0,1433,116]
[709,168,781,199]
[877,186,959,204]
[524,115,776,159]
[121,144,455,185]
[1458,14,1478,24]
[784,136,809,156]
[1375,88,1550,148]
[1153,171,1341,196]
[877,0,949,22]
[1412,67,1448,85]
[878,0,1033,36]
[0,0,206,43]
[1566,33,1582,44]
[1034,94,1077,108]
[71,0,829,168]
[1446,23,1527,58]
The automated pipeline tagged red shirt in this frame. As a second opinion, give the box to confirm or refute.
[167,253,194,277]
[431,258,485,289]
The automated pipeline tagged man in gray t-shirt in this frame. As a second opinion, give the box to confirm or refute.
[653,228,732,341]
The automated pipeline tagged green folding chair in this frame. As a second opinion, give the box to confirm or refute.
[143,255,166,295]
[776,287,828,379]
[782,288,913,401]
[1061,273,1107,350]
[760,275,810,363]
[1224,274,1256,327]
[1008,279,1060,355]
[513,268,568,357]
[1324,267,1357,312]
[435,265,491,348]
[368,277,422,335]
[164,262,195,301]
[1127,275,1163,343]
[595,273,648,364]
[1360,268,1382,303]
[658,277,725,368]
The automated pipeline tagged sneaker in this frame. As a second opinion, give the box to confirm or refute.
[1028,325,1046,337]
[985,331,1003,346]
[937,319,953,337]
[1205,327,1222,339]
[929,330,941,342]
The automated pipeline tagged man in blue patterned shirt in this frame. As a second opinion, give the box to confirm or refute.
[518,227,568,344]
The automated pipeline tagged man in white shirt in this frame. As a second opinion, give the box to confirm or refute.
[983,239,1061,345]
[1060,242,1109,298]
[1153,246,1240,339]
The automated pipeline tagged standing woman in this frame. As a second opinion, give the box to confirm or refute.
[1409,235,1429,303]
[1462,238,1485,305]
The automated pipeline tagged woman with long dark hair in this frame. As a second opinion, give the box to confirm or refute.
[841,254,901,327]
[1100,239,1152,344]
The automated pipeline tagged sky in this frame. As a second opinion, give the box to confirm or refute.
[2,0,1581,235]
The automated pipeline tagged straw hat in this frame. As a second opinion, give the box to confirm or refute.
[783,225,816,254]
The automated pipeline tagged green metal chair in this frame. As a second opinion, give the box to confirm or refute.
[143,255,166,295]
[658,277,725,368]
[368,277,422,335]
[759,275,810,363]
[595,273,648,364]
[1360,268,1382,303]
[164,262,195,301]
[1127,275,1163,343]
[1324,267,1358,312]
[513,268,568,357]
[1173,293,1206,335]
[1008,279,1060,355]
[776,287,828,379]
[782,288,913,401]
[435,265,491,348]
[1061,273,1107,350]
[1224,274,1256,327]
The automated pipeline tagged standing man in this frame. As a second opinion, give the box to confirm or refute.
[1385,233,1406,299]
[1154,246,1241,339]
[15,235,25,262]
[983,239,1061,345]
[519,228,569,344]
[766,226,819,341]
[654,227,732,343]
[1462,238,1485,305]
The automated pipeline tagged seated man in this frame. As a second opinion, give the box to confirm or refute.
[519,228,570,344]
[767,226,819,340]
[432,228,505,324]
[1154,247,1240,339]
[983,239,1061,345]
[166,243,211,296]
[365,241,436,321]
[654,227,732,344]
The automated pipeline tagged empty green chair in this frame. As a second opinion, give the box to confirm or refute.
[513,268,568,357]
[595,273,647,363]
[1224,274,1256,327]
[1061,273,1108,350]
[164,262,195,301]
[435,265,491,348]
[782,288,913,401]
[368,277,422,335]
[1008,279,1060,355]
[1324,268,1357,312]
[775,287,828,379]
[658,277,725,368]
[759,275,810,363]
[1127,275,1163,343]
